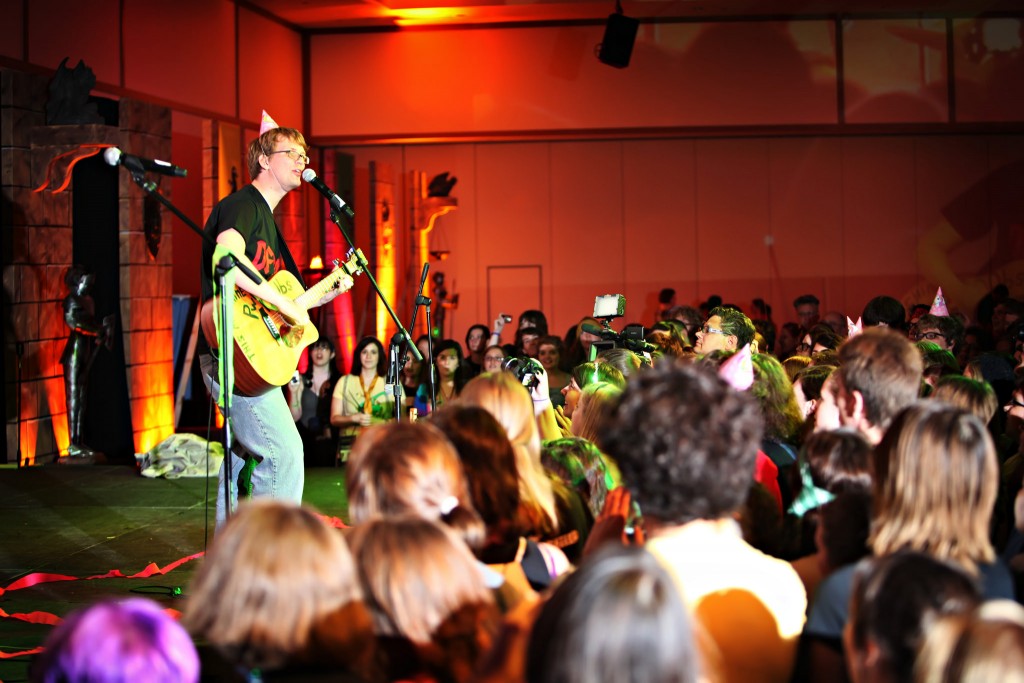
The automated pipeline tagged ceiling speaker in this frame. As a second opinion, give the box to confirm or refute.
[598,13,639,68]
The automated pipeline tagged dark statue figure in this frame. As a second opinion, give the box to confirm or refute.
[46,58,103,126]
[427,172,457,197]
[144,194,162,258]
[62,265,115,458]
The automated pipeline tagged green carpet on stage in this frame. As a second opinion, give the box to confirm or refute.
[0,464,349,682]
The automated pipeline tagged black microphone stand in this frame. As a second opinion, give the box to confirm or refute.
[390,263,432,420]
[422,295,437,413]
[122,168,261,521]
[325,209,423,420]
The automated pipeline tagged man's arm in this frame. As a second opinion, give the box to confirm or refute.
[216,229,309,326]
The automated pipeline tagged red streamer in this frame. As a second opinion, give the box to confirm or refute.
[0,553,204,659]
[0,552,204,598]
[0,646,44,660]
[317,513,350,529]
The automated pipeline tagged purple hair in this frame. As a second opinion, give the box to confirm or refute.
[32,598,199,683]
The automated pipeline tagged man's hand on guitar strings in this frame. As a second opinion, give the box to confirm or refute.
[277,298,310,327]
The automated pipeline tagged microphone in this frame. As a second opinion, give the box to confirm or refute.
[414,262,430,306]
[103,147,187,178]
[405,263,429,363]
[301,168,354,218]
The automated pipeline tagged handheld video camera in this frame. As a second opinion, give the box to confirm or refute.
[588,294,654,360]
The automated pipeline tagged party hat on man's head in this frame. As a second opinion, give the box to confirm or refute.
[259,110,279,135]
[719,344,754,392]
[847,316,863,338]
[929,287,949,317]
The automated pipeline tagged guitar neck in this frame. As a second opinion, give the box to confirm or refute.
[293,257,357,309]
[294,270,342,310]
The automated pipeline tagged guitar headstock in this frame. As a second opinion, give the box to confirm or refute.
[341,249,364,277]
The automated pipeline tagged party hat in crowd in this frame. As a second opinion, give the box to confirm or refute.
[719,344,754,391]
[929,287,949,317]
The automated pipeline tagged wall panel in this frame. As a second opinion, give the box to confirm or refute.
[953,18,1024,123]
[843,19,948,123]
[549,141,625,327]
[840,138,918,314]
[239,7,303,131]
[309,20,837,138]
[0,0,24,61]
[331,133,1024,339]
[170,111,204,296]
[123,0,236,117]
[26,0,120,84]
[694,138,772,308]
[473,143,554,332]
[621,139,698,325]
[768,138,844,314]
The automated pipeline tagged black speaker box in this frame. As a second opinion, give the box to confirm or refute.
[598,13,639,68]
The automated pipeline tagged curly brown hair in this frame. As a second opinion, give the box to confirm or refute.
[600,362,763,525]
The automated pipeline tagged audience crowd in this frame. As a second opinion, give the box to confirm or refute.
[31,284,1024,683]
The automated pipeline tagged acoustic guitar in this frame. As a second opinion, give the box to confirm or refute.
[200,253,361,396]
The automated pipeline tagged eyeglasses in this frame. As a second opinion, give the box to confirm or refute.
[701,325,725,336]
[1006,399,1024,412]
[266,148,310,165]
[912,331,946,342]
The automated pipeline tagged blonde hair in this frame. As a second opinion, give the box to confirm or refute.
[348,516,498,647]
[930,376,999,425]
[345,421,485,548]
[182,500,371,670]
[870,402,997,573]
[459,371,558,536]
[570,381,622,446]
[247,127,307,182]
[916,601,1024,683]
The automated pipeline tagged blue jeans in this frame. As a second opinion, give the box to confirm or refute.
[200,354,304,525]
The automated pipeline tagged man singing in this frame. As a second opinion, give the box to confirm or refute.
[198,112,344,523]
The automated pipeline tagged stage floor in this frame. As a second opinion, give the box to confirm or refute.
[0,464,349,682]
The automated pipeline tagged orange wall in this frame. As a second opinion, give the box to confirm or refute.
[3,0,303,128]
[6,2,1023,322]
[2,0,306,297]
[310,17,1023,138]
[337,135,1024,340]
[310,21,839,137]
[170,112,204,295]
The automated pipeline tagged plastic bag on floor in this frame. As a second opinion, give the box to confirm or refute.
[137,433,224,479]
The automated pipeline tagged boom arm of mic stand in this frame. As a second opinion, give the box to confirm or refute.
[328,209,420,363]
[124,170,262,288]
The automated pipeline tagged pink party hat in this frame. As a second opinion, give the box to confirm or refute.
[259,110,280,135]
[847,316,863,337]
[719,344,754,392]
[929,287,949,317]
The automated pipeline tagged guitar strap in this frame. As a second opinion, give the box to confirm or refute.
[274,224,306,292]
